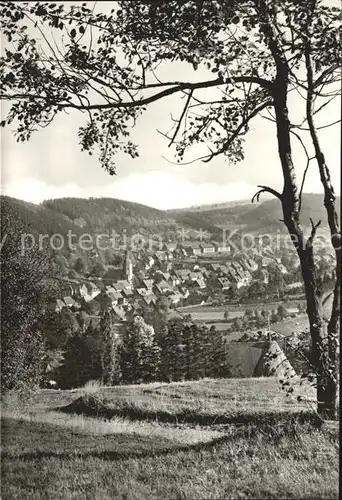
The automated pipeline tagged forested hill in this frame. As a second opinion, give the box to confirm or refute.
[0,195,84,239]
[1,193,339,246]
[42,197,179,235]
[169,193,341,233]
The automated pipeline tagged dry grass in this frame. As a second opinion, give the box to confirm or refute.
[1,414,338,500]
[1,377,338,500]
[1,410,221,445]
[81,379,103,394]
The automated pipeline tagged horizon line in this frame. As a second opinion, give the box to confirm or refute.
[1,191,339,212]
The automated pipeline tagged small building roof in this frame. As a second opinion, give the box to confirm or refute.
[63,296,76,307]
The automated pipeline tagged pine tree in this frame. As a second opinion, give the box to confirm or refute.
[120,316,160,384]
[120,320,140,384]
[182,323,196,380]
[136,317,160,383]
[163,320,185,382]
[99,311,121,386]
[209,326,230,379]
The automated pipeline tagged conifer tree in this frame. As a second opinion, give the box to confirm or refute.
[99,311,121,386]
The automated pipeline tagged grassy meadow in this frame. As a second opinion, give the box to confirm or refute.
[1,378,339,500]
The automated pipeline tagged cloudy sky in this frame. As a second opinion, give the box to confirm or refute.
[1,1,340,210]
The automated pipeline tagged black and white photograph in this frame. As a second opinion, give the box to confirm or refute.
[0,1,340,498]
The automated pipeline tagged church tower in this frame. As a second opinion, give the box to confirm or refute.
[123,250,133,285]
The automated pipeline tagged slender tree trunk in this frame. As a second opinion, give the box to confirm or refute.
[304,35,340,419]
[272,76,336,419]
[256,0,338,419]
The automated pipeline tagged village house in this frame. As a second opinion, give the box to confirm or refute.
[168,293,182,305]
[199,267,210,278]
[211,263,221,272]
[179,247,190,257]
[113,280,132,292]
[166,274,179,287]
[188,272,200,281]
[191,245,203,256]
[162,272,171,282]
[200,242,215,254]
[63,296,78,309]
[136,287,150,297]
[107,290,123,306]
[261,269,269,284]
[141,294,157,307]
[113,306,126,321]
[169,270,181,285]
[48,298,65,313]
[276,262,288,274]
[81,292,94,303]
[213,241,231,253]
[179,287,190,299]
[240,257,258,272]
[140,254,155,270]
[121,287,134,299]
[130,301,143,314]
[64,279,81,297]
[182,241,202,256]
[163,242,178,253]
[83,281,101,299]
[228,270,246,289]
[231,261,245,274]
[285,281,303,292]
[154,250,167,262]
[217,277,231,290]
[154,280,173,295]
[244,269,253,283]
[192,277,206,289]
[217,264,228,275]
[79,283,88,298]
[261,257,274,268]
[142,279,153,290]
[175,269,191,282]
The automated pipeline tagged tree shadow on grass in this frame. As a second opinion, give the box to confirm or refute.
[1,432,234,463]
[56,395,322,427]
[1,411,326,464]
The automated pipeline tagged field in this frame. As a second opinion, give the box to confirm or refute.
[189,310,244,321]
[170,303,310,339]
[270,315,309,336]
[1,378,338,500]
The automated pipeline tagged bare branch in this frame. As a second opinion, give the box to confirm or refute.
[168,90,193,147]
[161,154,211,166]
[306,218,322,249]
[1,75,273,111]
[314,64,341,89]
[289,129,316,213]
[251,185,282,203]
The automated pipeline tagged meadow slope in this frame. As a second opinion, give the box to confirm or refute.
[1,378,339,500]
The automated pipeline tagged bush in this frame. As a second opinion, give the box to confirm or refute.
[82,380,103,394]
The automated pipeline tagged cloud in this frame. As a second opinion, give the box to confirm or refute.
[1,178,86,204]
[101,172,259,209]
[2,172,258,209]
[2,168,340,210]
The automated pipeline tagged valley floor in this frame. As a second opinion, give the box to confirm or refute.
[1,378,339,500]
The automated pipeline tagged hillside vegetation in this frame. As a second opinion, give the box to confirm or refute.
[2,193,339,245]
[1,378,338,500]
[170,193,341,233]
[42,197,178,235]
[0,196,84,240]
